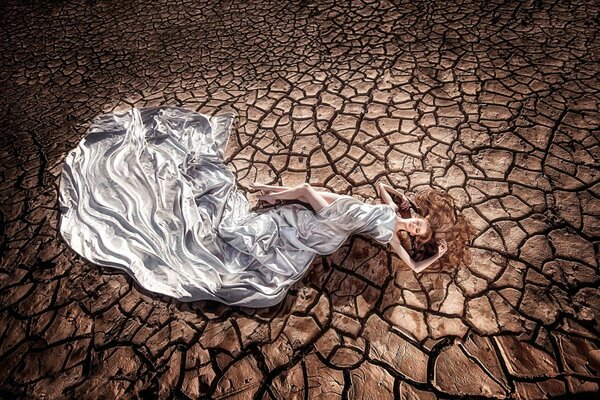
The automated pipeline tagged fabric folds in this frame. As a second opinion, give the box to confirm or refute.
[59,107,398,307]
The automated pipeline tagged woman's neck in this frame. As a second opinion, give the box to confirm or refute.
[395,216,408,232]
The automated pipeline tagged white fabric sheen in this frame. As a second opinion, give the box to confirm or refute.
[59,107,398,307]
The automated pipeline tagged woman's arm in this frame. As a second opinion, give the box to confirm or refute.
[389,237,447,273]
[377,183,414,218]
[378,183,407,199]
[377,183,399,212]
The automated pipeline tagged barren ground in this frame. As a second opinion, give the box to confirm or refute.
[1,0,599,399]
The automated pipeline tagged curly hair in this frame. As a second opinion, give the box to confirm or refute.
[394,189,477,272]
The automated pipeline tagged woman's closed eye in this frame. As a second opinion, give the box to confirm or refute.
[416,220,429,236]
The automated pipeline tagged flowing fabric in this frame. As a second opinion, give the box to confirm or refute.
[59,107,398,307]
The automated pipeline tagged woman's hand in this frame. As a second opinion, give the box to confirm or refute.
[378,183,410,209]
[394,193,411,211]
[437,238,448,258]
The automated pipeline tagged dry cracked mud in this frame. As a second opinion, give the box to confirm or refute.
[1,0,599,399]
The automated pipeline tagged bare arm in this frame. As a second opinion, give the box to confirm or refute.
[378,182,407,198]
[377,183,414,217]
[377,183,399,212]
[389,236,447,273]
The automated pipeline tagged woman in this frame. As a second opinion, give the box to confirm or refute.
[249,182,448,273]
[59,106,471,308]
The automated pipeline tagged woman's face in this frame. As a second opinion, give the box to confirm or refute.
[405,217,430,236]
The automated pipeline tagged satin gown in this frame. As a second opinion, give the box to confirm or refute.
[59,107,398,307]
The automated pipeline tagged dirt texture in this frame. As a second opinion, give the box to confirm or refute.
[1,0,599,399]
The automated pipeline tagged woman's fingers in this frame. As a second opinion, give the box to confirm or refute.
[438,239,448,254]
[438,238,447,248]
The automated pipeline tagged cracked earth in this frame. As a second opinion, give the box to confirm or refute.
[1,0,599,398]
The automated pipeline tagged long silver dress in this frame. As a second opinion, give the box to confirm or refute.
[59,107,398,307]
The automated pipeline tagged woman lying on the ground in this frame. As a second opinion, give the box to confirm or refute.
[251,182,475,274]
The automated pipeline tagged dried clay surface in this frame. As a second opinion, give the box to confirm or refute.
[1,0,599,399]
